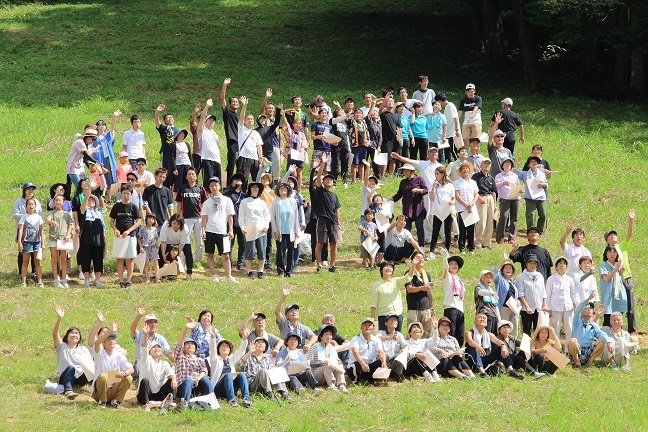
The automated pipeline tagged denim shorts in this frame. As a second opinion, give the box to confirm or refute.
[22,241,41,253]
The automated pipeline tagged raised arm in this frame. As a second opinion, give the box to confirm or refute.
[626,209,635,242]
[220,78,231,110]
[154,104,165,128]
[53,305,64,348]
[390,152,415,166]
[275,285,290,324]
[238,96,248,126]
[260,88,272,115]
[130,303,146,339]
[178,321,197,346]
[559,222,572,251]
[190,103,201,127]
[314,152,328,188]
[110,110,121,135]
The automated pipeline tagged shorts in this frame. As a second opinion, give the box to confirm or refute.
[316,218,338,244]
[461,123,482,141]
[287,159,305,169]
[352,147,368,165]
[360,242,372,259]
[115,236,137,259]
[579,346,596,364]
[22,241,41,253]
[205,232,230,255]
[381,139,396,155]
[48,240,58,248]
[142,245,159,263]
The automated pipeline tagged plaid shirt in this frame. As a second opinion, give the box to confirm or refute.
[240,353,272,382]
[173,343,207,383]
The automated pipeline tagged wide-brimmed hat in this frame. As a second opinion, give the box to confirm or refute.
[83,129,98,138]
[497,320,513,331]
[399,163,416,171]
[447,255,464,269]
[526,156,541,165]
[459,161,474,174]
[49,183,68,198]
[479,269,496,281]
[275,182,293,196]
[317,324,337,341]
[532,325,552,340]
[247,182,264,196]
[174,129,189,140]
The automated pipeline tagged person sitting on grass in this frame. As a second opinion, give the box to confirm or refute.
[52,305,93,400]
[440,248,466,346]
[601,311,636,371]
[529,324,561,376]
[429,317,475,380]
[136,321,175,410]
[92,328,134,409]
[496,320,545,378]
[464,313,524,380]
[130,304,173,375]
[173,321,213,405]
[275,285,318,350]
[307,324,348,393]
[384,214,424,263]
[404,321,442,383]
[238,337,291,403]
[567,292,614,369]
[376,314,409,383]
[208,328,251,407]
[276,334,323,397]
[237,311,284,356]
[186,310,222,360]
[347,318,387,385]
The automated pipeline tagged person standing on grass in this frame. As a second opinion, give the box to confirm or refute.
[510,227,553,279]
[77,192,106,288]
[518,155,548,235]
[92,328,134,409]
[239,181,270,280]
[546,257,579,347]
[495,158,521,244]
[122,115,146,171]
[53,305,93,400]
[559,223,591,278]
[390,163,428,247]
[223,172,247,271]
[201,176,238,284]
[142,168,174,229]
[17,197,44,288]
[604,209,637,335]
[378,97,401,178]
[169,129,192,200]
[92,110,121,192]
[197,98,223,190]
[109,183,141,288]
[516,254,548,336]
[440,248,466,346]
[489,98,524,154]
[435,92,461,163]
[259,88,283,184]
[189,103,202,176]
[271,182,303,278]
[447,146,469,182]
[176,168,208,269]
[487,129,512,178]
[454,161,478,253]
[154,104,180,189]
[313,152,341,274]
[133,158,155,191]
[275,285,318,350]
[425,101,448,163]
[494,252,521,337]
[457,83,482,147]
[428,166,455,256]
[220,78,240,184]
[466,137,486,173]
[412,75,435,114]
[472,158,497,250]
[236,96,264,183]
[66,129,99,188]
[46,194,74,288]
[599,245,627,326]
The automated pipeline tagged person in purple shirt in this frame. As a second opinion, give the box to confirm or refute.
[390,164,428,246]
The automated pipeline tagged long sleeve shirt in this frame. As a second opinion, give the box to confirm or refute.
[545,273,579,312]
[391,176,428,219]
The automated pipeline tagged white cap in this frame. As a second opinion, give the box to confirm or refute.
[501,97,513,106]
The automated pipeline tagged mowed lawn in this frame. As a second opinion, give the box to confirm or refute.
[1,0,648,431]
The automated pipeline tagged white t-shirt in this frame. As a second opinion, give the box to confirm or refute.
[386,227,412,248]
[412,88,435,113]
[175,141,192,166]
[123,129,146,159]
[200,128,221,163]
[136,170,155,187]
[201,194,235,234]
[93,348,132,388]
[159,222,191,245]
[572,271,600,302]
[66,139,87,175]
[56,342,93,379]
[238,126,263,160]
[443,102,459,138]
[411,160,442,189]
[563,244,592,278]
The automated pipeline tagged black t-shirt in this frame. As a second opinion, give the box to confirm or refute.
[80,216,105,246]
[157,124,179,158]
[458,96,482,114]
[223,188,247,227]
[176,184,208,219]
[313,186,340,222]
[380,111,400,142]
[491,109,522,135]
[331,119,350,148]
[406,271,432,310]
[222,107,240,144]
[511,244,553,280]
[142,184,174,226]
[255,112,282,156]
[109,202,140,236]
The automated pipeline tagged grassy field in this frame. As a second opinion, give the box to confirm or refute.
[1,0,648,431]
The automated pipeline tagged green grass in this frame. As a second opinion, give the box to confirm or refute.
[1,0,648,431]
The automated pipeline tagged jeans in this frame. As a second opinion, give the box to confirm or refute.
[177,376,213,402]
[276,233,295,275]
[58,365,89,392]
[68,174,82,188]
[213,373,249,402]
[405,211,426,247]
[244,235,267,261]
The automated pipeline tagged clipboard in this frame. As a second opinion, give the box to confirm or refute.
[156,262,179,279]
[112,236,129,258]
[506,296,521,316]
[508,184,524,199]
[437,140,450,149]
[56,239,74,251]
[287,360,310,375]
[266,367,290,384]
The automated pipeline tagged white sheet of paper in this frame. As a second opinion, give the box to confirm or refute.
[328,361,345,374]
[156,262,179,279]
[244,223,266,241]
[372,367,391,380]
[423,349,440,370]
[394,350,409,368]
[544,345,570,369]
[56,239,73,251]
[479,132,489,143]
[508,184,525,199]
[506,296,521,316]
[177,256,185,274]
[222,237,231,254]
[537,311,550,327]
[528,177,544,199]
[460,205,480,227]
[362,237,380,258]
[287,360,310,375]
[72,235,80,255]
[189,393,220,410]
[266,367,290,384]
[437,140,450,149]
[336,342,352,352]
[79,356,95,381]
[36,249,43,261]
[134,251,147,274]
[520,334,531,361]
[375,212,390,233]
[112,236,129,258]
[293,229,305,247]
[433,199,452,222]
[374,152,388,166]
[323,130,342,144]
[289,148,305,162]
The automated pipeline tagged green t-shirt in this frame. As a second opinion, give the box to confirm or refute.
[619,240,632,279]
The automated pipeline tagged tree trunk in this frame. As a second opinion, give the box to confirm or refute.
[480,0,505,66]
[511,0,538,90]
[612,4,630,94]
[630,46,644,96]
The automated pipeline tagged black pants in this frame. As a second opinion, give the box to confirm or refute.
[437,356,470,377]
[529,354,558,374]
[137,378,174,405]
[457,211,475,251]
[287,371,318,393]
[400,140,413,166]
[384,243,414,262]
[159,243,194,275]
[431,214,452,251]
[624,278,637,334]
[192,154,202,176]
[78,242,104,273]
[404,357,431,378]
[236,157,260,184]
[349,359,383,384]
[330,144,349,182]
[444,307,465,347]
[201,159,222,190]
[225,140,238,184]
[443,137,457,163]
[521,310,539,336]
[405,211,426,246]
[230,225,245,268]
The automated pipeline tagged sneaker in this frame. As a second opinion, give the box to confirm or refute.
[281,391,293,402]
[37,282,44,288]
[338,384,348,394]
[84,279,91,287]
[257,271,265,279]
[322,261,329,267]
[475,244,482,249]
[316,267,321,274]
[313,388,323,397]
[98,401,107,408]
[478,372,488,378]
[328,383,339,392]
[124,281,132,288]
[228,399,239,407]
[286,273,292,277]
[31,273,38,283]
[426,252,436,261]
[53,280,63,289]
[533,371,546,379]
[119,282,126,289]
[461,374,472,380]
[328,266,337,273]
[61,280,69,289]
[110,400,124,409]
[508,370,524,380]
[194,262,204,270]
[297,387,306,397]
[227,276,239,284]
[20,282,27,288]
[264,263,273,270]
[242,398,251,408]
[64,390,78,400]
[622,364,630,371]
[144,404,151,412]
[432,371,442,382]
[212,274,220,282]
[423,371,434,383]
[247,271,255,280]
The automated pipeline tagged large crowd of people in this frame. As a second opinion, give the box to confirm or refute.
[14,76,639,410]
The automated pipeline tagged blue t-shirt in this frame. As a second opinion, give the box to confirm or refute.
[280,199,292,234]
[359,220,378,242]
[426,113,447,143]
[311,121,332,152]
[400,114,412,141]
[410,116,429,139]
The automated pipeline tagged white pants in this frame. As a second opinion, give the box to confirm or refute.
[549,310,574,346]
[185,218,203,262]
[312,365,346,386]
[602,338,633,365]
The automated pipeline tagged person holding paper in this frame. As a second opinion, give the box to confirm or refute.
[46,194,74,288]
[384,215,424,263]
[158,213,193,280]
[405,251,434,337]
[494,253,521,338]
[517,156,548,235]
[238,337,291,402]
[429,317,475,380]
[428,165,455,256]
[572,256,600,302]
[453,161,479,253]
[308,324,349,393]
[239,182,270,279]
[208,330,251,408]
[377,314,409,382]
[276,334,322,397]
[52,306,93,400]
[516,254,549,336]
[359,209,379,269]
[271,183,303,277]
[110,183,142,288]
[369,194,387,264]
[495,158,521,244]
[474,270,501,335]
[496,320,545,378]
[360,169,379,221]
[601,312,636,371]
[92,328,134,409]
[567,294,613,368]
[599,245,628,326]
[282,110,309,191]
[136,322,176,409]
[403,321,441,382]
[371,261,417,332]
[530,325,561,375]
[347,318,387,385]
[472,158,497,249]
[546,257,579,349]
[440,249,467,346]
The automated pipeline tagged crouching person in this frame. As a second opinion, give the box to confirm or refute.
[347,318,387,385]
[567,293,613,369]
[137,321,175,409]
[239,337,291,402]
[209,328,251,407]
